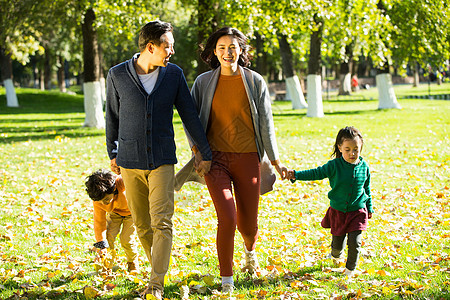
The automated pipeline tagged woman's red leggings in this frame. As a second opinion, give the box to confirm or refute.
[204,151,261,276]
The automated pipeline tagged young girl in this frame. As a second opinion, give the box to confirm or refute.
[287,126,373,277]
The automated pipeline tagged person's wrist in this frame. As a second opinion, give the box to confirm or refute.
[271,159,280,166]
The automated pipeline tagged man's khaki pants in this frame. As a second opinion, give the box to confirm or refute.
[121,165,174,292]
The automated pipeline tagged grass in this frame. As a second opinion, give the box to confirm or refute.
[0,83,449,299]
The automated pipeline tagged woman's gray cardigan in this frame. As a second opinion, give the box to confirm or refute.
[175,66,280,193]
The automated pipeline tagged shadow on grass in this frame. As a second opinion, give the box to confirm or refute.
[273,108,383,118]
[0,130,105,144]
[159,266,325,299]
[0,91,107,143]
[0,91,85,115]
[4,265,449,299]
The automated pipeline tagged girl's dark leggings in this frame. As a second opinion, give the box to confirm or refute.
[331,230,362,271]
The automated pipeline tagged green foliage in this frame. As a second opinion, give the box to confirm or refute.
[389,0,450,70]
[0,0,44,62]
[1,0,449,84]
[0,85,449,299]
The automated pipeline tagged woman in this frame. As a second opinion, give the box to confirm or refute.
[181,27,287,293]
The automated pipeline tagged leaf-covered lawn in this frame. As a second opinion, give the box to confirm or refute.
[0,85,449,299]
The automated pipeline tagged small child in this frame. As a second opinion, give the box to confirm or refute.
[85,169,139,273]
[287,126,373,277]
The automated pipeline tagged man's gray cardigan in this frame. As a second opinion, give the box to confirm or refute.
[105,56,211,170]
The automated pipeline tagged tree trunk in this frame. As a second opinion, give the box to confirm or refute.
[197,0,217,75]
[39,68,45,90]
[82,7,104,128]
[339,72,352,95]
[254,32,267,76]
[82,8,100,83]
[57,55,66,92]
[307,14,324,117]
[0,46,19,107]
[338,45,353,95]
[376,63,401,109]
[32,59,39,88]
[412,62,420,87]
[307,15,323,76]
[44,46,52,90]
[375,0,400,109]
[278,34,307,109]
[98,44,106,103]
[278,34,294,78]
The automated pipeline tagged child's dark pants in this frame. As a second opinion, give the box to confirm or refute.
[331,230,362,271]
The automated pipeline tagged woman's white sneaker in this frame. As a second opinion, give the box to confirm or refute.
[222,283,234,294]
[242,244,259,274]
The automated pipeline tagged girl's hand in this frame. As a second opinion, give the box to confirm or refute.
[287,169,296,181]
[368,212,372,219]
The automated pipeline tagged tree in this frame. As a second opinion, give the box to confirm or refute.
[389,0,450,87]
[277,33,308,109]
[0,0,42,107]
[78,0,155,128]
[306,12,325,117]
[246,0,308,109]
[372,0,401,109]
[81,7,104,128]
[197,0,219,74]
[323,0,378,96]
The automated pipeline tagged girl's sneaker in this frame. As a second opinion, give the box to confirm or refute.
[326,253,344,266]
[222,283,234,294]
[344,268,354,278]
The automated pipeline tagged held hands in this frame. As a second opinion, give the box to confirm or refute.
[193,150,211,177]
[286,169,296,181]
[273,163,288,180]
[110,158,120,175]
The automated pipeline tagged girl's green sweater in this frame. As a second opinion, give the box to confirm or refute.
[292,157,373,213]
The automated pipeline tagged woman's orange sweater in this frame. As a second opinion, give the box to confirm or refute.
[207,74,257,153]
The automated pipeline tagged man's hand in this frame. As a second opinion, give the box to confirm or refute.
[196,160,211,177]
[110,158,120,175]
[192,149,211,177]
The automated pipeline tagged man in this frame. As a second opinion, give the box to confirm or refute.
[105,20,211,299]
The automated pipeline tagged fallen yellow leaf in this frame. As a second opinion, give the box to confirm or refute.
[84,286,99,299]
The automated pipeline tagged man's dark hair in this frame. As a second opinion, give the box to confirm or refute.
[138,20,173,51]
[85,169,116,201]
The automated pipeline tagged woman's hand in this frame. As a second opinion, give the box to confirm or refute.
[273,163,288,180]
[193,149,211,177]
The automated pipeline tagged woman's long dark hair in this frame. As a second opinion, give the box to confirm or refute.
[200,27,252,69]
[331,126,364,158]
